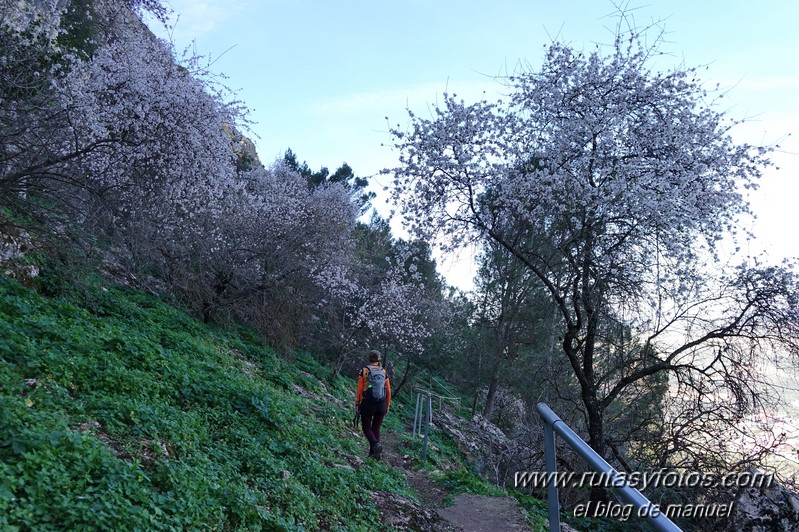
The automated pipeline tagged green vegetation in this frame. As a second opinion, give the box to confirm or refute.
[0,274,413,530]
[435,469,505,498]
[0,273,565,531]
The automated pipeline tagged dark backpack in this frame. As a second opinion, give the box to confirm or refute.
[363,366,386,402]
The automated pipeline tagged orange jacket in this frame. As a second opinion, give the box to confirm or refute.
[356,363,391,410]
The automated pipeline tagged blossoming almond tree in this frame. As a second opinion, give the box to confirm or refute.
[2,0,251,287]
[385,18,799,482]
[310,220,438,381]
[2,0,435,363]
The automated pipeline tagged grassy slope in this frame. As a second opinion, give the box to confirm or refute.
[0,274,420,530]
[0,274,572,531]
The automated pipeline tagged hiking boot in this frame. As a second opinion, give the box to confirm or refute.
[368,441,377,458]
[373,442,383,461]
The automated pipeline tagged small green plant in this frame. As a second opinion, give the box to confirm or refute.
[435,468,505,497]
[509,492,551,531]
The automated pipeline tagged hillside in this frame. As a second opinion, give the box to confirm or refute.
[0,274,563,530]
[4,0,799,530]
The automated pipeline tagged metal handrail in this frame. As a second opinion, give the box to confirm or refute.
[536,402,682,532]
[412,386,461,412]
[413,391,433,462]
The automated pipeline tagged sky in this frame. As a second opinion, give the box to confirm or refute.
[145,0,799,291]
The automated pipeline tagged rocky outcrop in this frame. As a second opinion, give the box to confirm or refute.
[726,479,799,531]
[433,408,541,486]
[1,227,38,283]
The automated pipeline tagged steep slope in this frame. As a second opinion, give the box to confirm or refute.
[0,275,409,529]
[0,274,556,530]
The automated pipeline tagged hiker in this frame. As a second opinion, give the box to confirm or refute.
[355,349,391,459]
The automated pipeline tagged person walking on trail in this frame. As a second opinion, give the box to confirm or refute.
[355,349,391,460]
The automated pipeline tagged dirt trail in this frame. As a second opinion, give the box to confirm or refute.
[376,429,534,531]
[438,493,532,531]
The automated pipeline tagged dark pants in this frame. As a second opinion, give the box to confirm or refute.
[359,399,387,445]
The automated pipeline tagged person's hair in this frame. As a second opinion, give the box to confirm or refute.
[368,350,381,363]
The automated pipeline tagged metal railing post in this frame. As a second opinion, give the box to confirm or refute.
[413,393,422,439]
[422,393,432,462]
[542,418,560,532]
[536,403,682,532]
[411,391,435,463]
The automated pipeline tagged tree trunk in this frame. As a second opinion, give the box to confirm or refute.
[392,356,413,397]
[566,315,608,502]
[586,397,608,502]
[482,360,502,421]
[582,319,608,502]
[202,300,213,324]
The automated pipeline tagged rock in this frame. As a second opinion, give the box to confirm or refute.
[1,228,39,283]
[292,371,349,409]
[370,491,460,531]
[726,478,799,531]
[343,454,364,469]
[434,408,540,486]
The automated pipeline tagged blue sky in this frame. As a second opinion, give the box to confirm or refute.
[146,0,798,289]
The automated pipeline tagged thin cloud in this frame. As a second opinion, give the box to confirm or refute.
[161,0,247,37]
[714,74,799,93]
[741,75,799,93]
[308,79,507,117]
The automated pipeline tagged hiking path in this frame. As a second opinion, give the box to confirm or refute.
[369,428,535,531]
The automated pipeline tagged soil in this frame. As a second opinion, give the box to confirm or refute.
[368,429,536,531]
[438,493,532,531]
